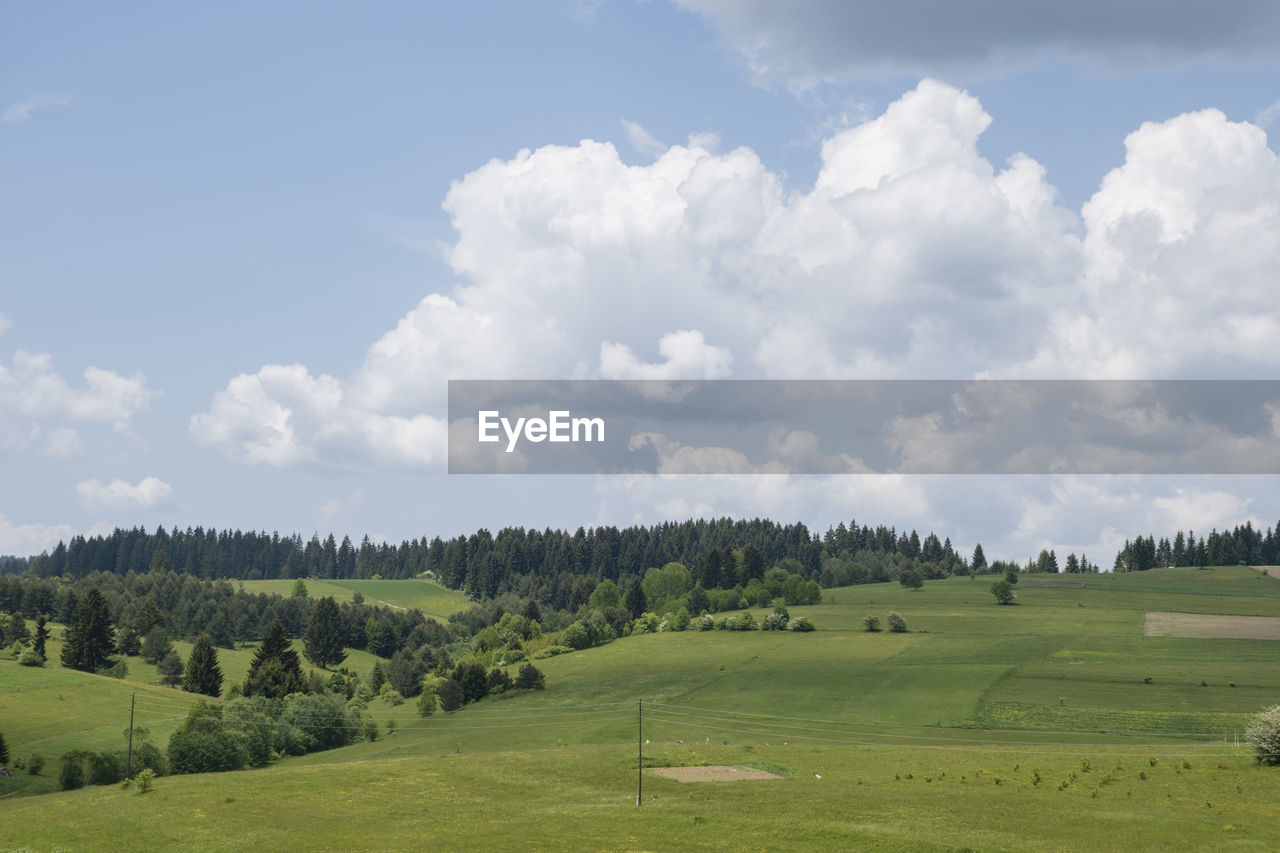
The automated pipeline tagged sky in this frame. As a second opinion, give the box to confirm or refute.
[3,0,1280,564]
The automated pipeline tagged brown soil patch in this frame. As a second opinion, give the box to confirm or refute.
[1144,611,1280,640]
[648,765,783,782]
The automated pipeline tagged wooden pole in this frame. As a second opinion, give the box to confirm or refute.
[636,698,642,806]
[126,692,136,779]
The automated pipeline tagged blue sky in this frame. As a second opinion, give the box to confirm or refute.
[3,1,1280,562]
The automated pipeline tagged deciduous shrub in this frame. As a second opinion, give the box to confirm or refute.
[888,612,908,633]
[1246,704,1280,765]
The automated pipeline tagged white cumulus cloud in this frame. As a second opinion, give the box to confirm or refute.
[600,330,732,379]
[2,93,71,125]
[190,363,447,469]
[0,514,114,557]
[76,476,174,513]
[0,350,157,453]
[195,78,1280,484]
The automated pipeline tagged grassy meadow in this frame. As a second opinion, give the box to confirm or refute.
[235,576,472,620]
[3,566,1280,850]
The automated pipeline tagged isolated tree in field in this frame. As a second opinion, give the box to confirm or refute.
[140,627,172,664]
[887,612,908,633]
[244,619,305,698]
[899,569,924,590]
[991,579,1016,605]
[515,663,545,690]
[182,634,223,697]
[32,615,49,659]
[304,596,348,668]
[1246,704,1280,765]
[0,729,8,765]
[60,587,115,673]
[971,543,987,573]
[292,579,308,597]
[863,615,881,632]
[157,650,184,686]
[436,678,463,712]
[59,751,87,790]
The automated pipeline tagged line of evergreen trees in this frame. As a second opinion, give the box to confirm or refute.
[0,568,439,664]
[11,517,982,597]
[1113,522,1280,571]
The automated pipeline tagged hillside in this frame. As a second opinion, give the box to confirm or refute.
[3,567,1280,850]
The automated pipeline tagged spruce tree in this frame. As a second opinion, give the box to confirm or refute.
[60,587,115,673]
[33,615,49,659]
[182,634,223,697]
[244,619,305,698]
[303,596,348,668]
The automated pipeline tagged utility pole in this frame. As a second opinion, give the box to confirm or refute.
[636,698,642,806]
[126,692,136,780]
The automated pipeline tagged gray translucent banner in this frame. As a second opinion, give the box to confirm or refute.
[447,380,1280,475]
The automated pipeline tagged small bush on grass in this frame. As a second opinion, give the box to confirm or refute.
[888,612,908,633]
[516,663,546,690]
[1246,704,1280,765]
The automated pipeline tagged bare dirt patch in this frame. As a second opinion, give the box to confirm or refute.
[1144,611,1280,640]
[648,765,783,782]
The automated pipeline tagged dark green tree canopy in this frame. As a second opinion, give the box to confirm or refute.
[60,587,115,673]
[244,619,305,698]
[303,596,348,668]
[183,633,224,697]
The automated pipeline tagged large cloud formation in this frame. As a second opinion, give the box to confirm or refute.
[674,0,1280,87]
[186,78,1280,557]
[0,349,156,456]
[194,78,1280,475]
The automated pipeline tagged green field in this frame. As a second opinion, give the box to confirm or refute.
[236,577,472,620]
[4,566,1280,850]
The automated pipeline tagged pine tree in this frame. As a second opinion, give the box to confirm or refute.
[971,543,987,573]
[244,619,305,698]
[33,615,49,659]
[304,596,348,668]
[182,634,223,697]
[60,587,115,673]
